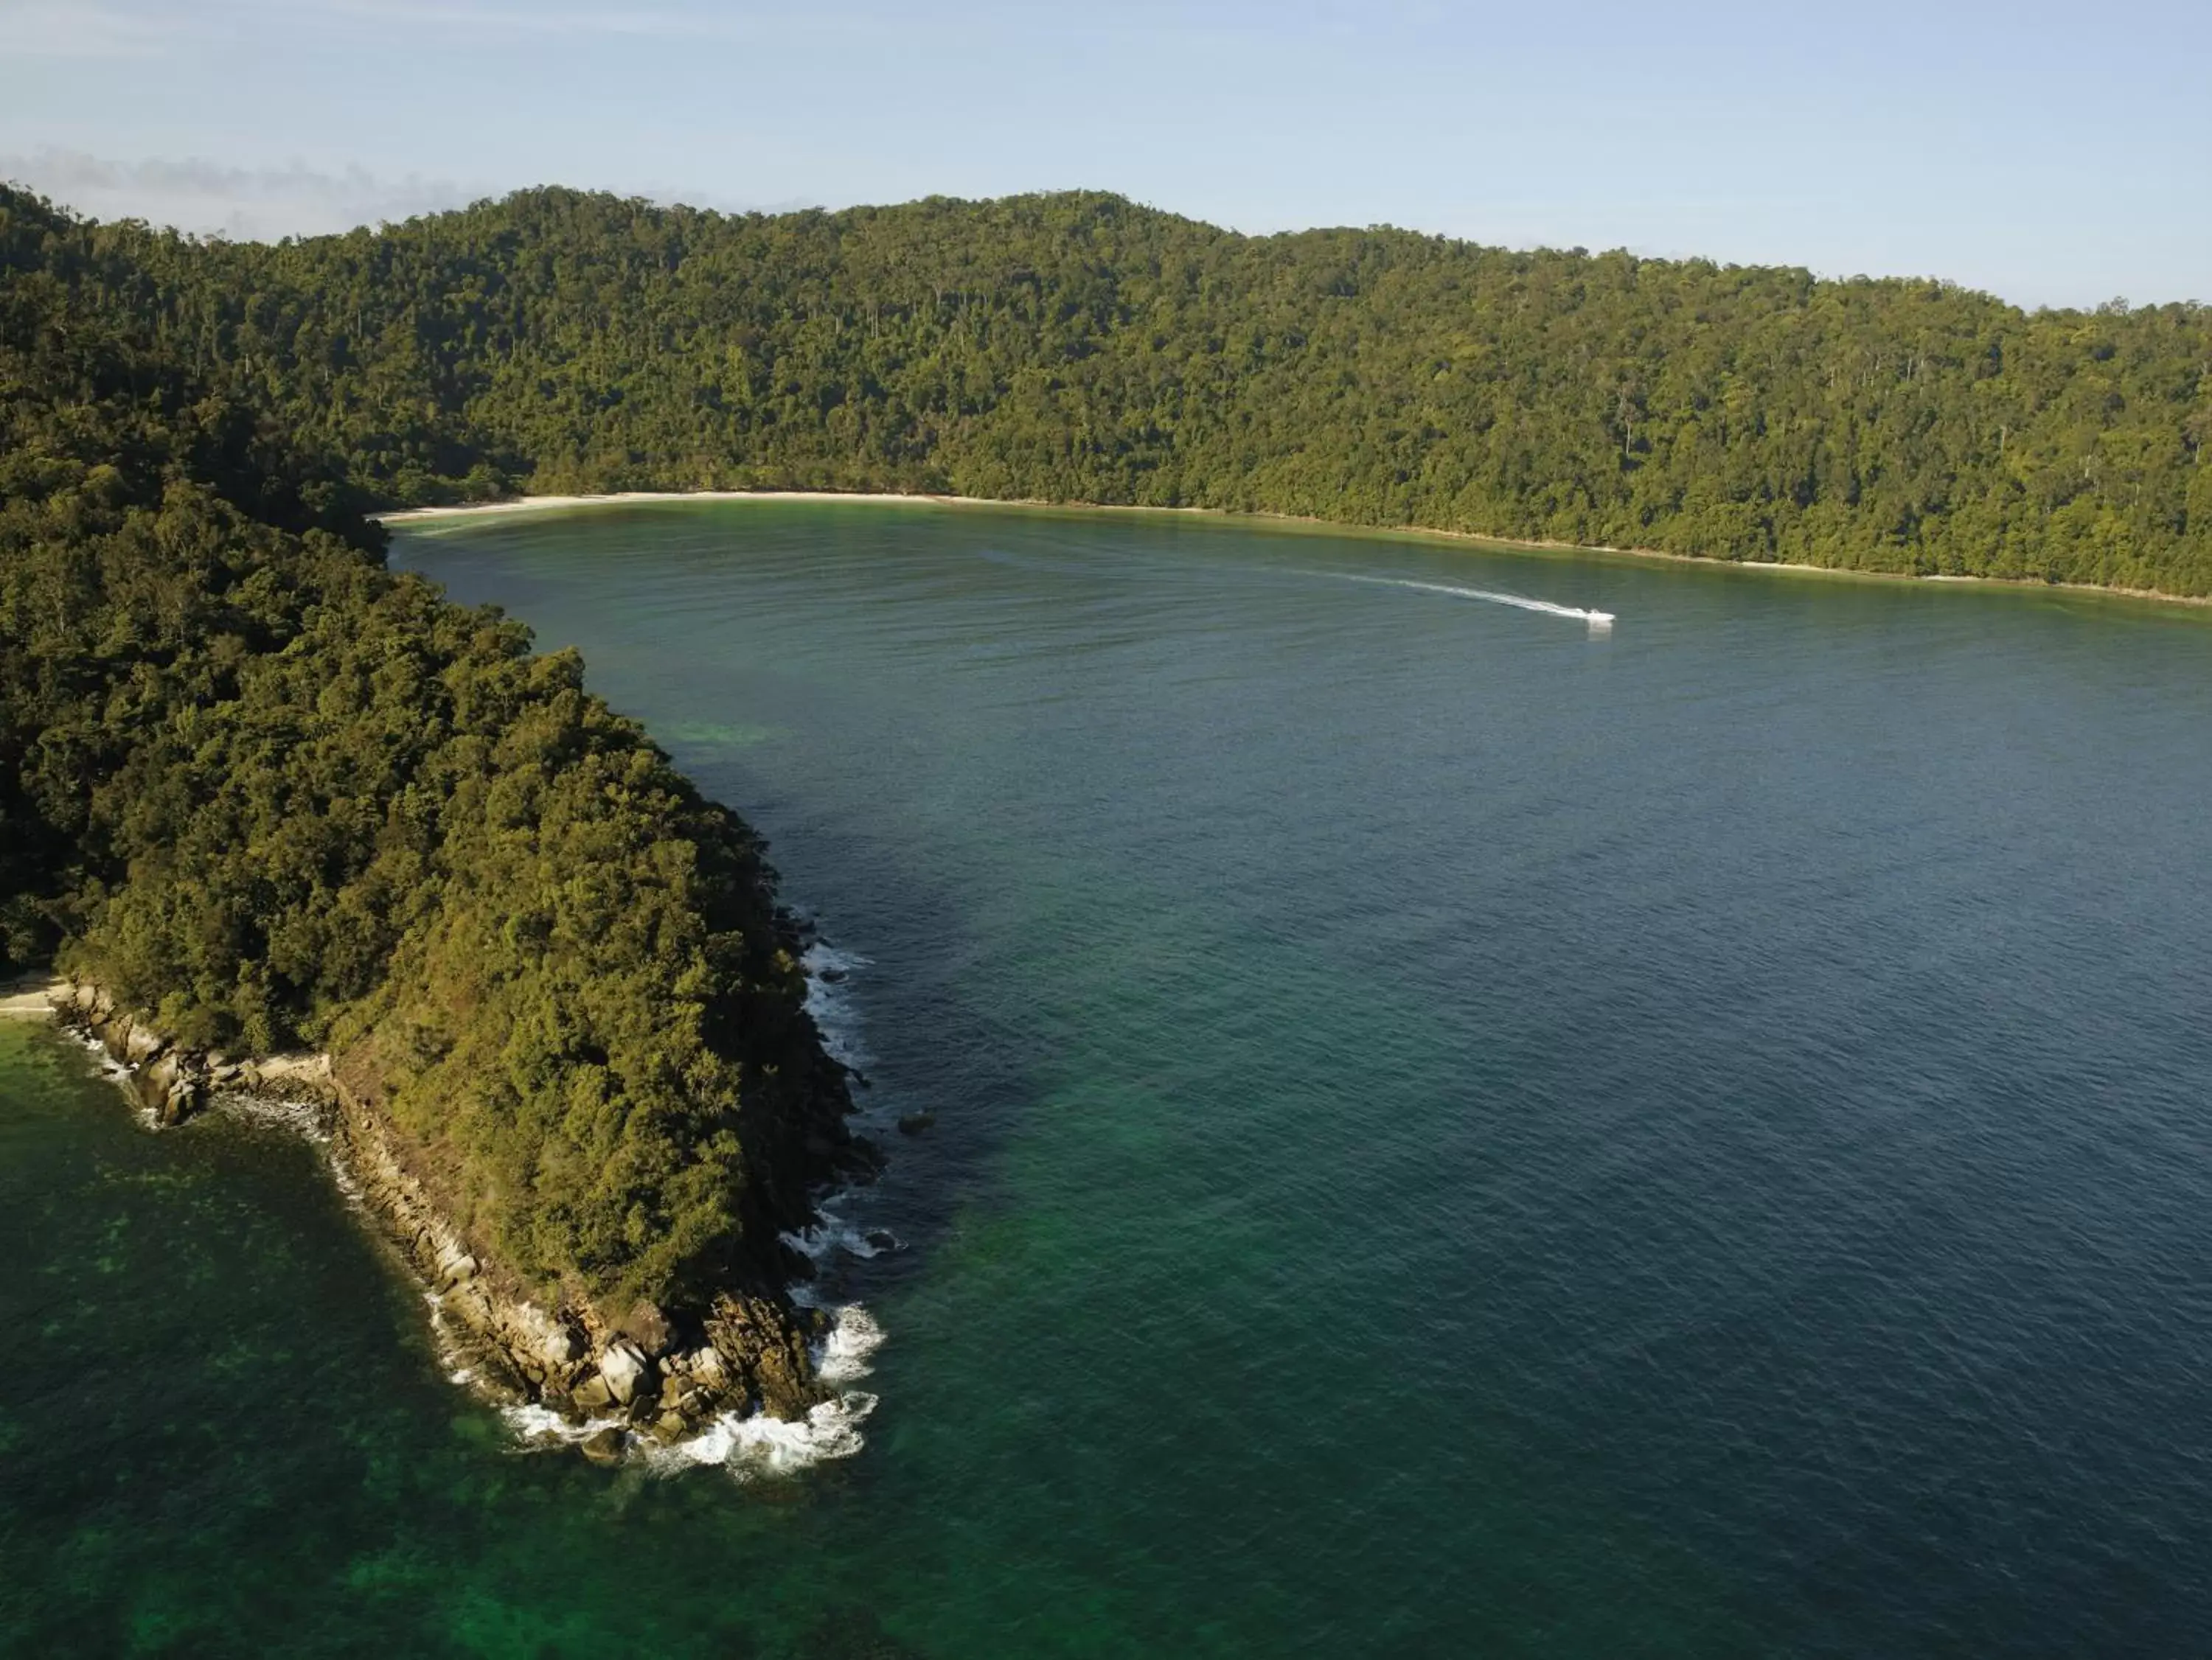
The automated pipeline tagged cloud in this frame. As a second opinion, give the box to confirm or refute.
[0,1,184,57]
[0,150,487,239]
[2,149,827,240]
[276,0,726,36]
[0,0,771,61]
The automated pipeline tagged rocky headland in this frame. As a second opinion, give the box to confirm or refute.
[24,975,861,1460]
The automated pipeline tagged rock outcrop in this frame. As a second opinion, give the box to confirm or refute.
[45,977,836,1450]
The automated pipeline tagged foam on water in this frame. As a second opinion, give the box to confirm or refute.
[502,1402,631,1446]
[213,1090,335,1145]
[653,1301,887,1479]
[506,1302,887,1480]
[501,915,897,1479]
[815,1302,886,1386]
[782,1199,902,1298]
[1317,569,1616,630]
[801,937,872,1070]
[643,1389,880,1479]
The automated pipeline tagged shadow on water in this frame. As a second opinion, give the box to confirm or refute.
[731,800,1052,1336]
[0,1015,964,1658]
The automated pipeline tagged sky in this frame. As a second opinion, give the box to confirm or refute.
[2,0,2206,310]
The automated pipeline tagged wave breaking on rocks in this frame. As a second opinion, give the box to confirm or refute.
[32,969,893,1476]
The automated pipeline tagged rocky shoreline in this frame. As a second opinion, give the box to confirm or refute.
[29,977,848,1464]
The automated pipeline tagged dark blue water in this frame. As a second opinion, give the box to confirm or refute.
[7,500,2211,1656]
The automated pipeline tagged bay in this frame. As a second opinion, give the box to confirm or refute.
[7,500,2211,1656]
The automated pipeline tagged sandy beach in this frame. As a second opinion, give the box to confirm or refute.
[377,489,1002,523]
[375,491,2212,610]
[0,976,63,1019]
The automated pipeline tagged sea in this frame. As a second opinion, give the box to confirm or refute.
[5,499,2210,1656]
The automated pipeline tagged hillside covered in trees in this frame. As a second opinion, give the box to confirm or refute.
[34,181,2212,596]
[0,185,853,1325]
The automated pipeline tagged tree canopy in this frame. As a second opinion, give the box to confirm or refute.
[0,186,849,1316]
[39,182,2212,595]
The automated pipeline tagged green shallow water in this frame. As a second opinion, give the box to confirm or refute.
[7,501,2212,1656]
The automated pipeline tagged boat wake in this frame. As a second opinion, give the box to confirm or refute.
[1315,570,1615,631]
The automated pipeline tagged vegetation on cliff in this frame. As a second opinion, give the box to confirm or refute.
[37,181,2212,595]
[0,186,849,1318]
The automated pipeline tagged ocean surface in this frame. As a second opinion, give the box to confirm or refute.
[7,501,2212,1657]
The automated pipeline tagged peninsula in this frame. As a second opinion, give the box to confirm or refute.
[2,174,2208,1451]
[0,188,871,1448]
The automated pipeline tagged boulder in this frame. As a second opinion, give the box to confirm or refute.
[123,1023,167,1066]
[133,1053,204,1126]
[579,1426,627,1465]
[599,1341,648,1406]
[573,1375,614,1412]
[503,1305,583,1373]
[618,1299,673,1356]
[896,1112,936,1136]
[158,1075,203,1127]
[707,1291,824,1421]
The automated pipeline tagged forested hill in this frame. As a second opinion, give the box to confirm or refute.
[0,185,855,1321]
[31,182,2212,596]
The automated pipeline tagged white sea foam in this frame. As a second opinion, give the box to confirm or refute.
[213,1090,333,1144]
[64,1030,158,1126]
[1316,570,1616,630]
[642,1389,880,1479]
[815,1302,886,1387]
[528,1302,888,1481]
[647,1300,885,1479]
[801,937,872,1069]
[781,1201,902,1293]
[68,1028,132,1081]
[502,1403,630,1445]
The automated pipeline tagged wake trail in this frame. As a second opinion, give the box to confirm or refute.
[1310,570,1615,630]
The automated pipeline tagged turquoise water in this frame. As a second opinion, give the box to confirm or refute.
[8,501,2212,1656]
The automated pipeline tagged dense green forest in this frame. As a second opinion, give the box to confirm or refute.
[32,181,2212,594]
[0,186,851,1317]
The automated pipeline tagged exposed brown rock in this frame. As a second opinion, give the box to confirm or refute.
[580,1426,628,1465]
[618,1299,673,1357]
[45,977,841,1453]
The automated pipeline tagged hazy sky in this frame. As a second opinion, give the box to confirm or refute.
[4,0,2205,310]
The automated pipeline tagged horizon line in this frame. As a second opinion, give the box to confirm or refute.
[4,174,2197,319]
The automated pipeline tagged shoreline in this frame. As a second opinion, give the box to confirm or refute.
[376,490,2212,612]
[0,974,67,1019]
[10,972,876,1473]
